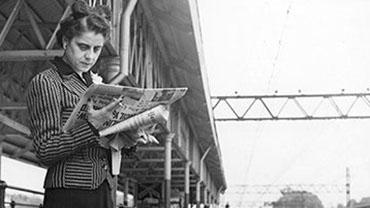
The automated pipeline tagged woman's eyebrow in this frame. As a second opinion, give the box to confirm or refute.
[77,42,90,47]
[77,42,103,48]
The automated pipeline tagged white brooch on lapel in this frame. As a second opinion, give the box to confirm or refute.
[91,72,104,84]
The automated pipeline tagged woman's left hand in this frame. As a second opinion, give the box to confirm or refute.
[86,98,122,129]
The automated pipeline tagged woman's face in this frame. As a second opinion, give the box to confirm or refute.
[63,31,105,76]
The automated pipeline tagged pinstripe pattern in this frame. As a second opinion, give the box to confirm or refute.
[27,58,113,190]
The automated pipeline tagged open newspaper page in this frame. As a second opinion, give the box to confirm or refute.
[63,83,187,132]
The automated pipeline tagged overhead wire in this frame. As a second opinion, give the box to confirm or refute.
[233,1,367,206]
[266,1,291,89]
[251,1,296,205]
[242,0,277,183]
[237,2,275,206]
[237,1,293,206]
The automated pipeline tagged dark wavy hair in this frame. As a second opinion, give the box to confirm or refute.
[56,0,111,47]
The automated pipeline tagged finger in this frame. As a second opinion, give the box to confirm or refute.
[149,135,159,144]
[136,138,147,144]
[102,98,122,112]
[87,101,94,112]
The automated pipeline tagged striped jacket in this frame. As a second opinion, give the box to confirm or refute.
[26,57,114,190]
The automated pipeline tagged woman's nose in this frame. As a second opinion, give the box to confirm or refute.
[85,49,94,60]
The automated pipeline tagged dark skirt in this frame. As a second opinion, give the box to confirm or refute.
[43,181,113,208]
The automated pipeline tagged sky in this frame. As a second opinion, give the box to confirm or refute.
[197,0,370,207]
[2,0,370,207]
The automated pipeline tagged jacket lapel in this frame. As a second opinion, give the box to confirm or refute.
[51,57,90,98]
[60,75,88,98]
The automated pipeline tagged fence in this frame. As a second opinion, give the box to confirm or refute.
[0,181,43,208]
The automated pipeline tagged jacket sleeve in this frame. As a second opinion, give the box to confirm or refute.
[27,74,99,167]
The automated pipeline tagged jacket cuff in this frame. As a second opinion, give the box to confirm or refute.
[86,121,100,137]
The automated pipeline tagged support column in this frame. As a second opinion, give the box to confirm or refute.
[184,161,191,208]
[124,178,129,206]
[0,141,2,180]
[184,132,191,208]
[164,134,174,208]
[203,187,208,207]
[0,141,4,208]
[196,181,201,208]
[112,175,117,206]
[197,147,212,208]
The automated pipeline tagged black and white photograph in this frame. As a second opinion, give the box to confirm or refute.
[0,0,369,208]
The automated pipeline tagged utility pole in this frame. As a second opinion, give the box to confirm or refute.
[346,167,351,208]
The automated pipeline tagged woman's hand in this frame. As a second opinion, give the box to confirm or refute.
[86,98,122,129]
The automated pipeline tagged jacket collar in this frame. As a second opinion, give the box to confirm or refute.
[51,56,75,77]
[51,56,93,86]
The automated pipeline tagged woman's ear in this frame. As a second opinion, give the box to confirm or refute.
[62,37,68,49]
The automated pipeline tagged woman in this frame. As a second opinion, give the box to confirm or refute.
[26,1,118,207]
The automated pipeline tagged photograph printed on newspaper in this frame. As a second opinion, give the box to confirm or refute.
[62,83,188,132]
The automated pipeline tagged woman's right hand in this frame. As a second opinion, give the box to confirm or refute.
[86,98,122,130]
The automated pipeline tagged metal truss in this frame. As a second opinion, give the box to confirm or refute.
[226,184,344,208]
[211,92,370,121]
[0,0,118,61]
[228,184,344,195]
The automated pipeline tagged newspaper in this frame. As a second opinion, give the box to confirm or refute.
[99,104,169,138]
[63,83,187,132]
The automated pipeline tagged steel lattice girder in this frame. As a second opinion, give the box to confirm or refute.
[211,92,370,121]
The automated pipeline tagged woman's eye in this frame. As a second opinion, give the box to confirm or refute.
[94,47,102,53]
[78,44,89,51]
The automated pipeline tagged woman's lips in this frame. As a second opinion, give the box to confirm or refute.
[81,62,92,67]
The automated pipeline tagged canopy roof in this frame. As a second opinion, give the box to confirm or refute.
[0,0,226,192]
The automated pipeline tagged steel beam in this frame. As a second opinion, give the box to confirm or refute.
[45,5,71,49]
[212,92,370,121]
[0,0,23,47]
[0,50,63,61]
[0,113,30,136]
